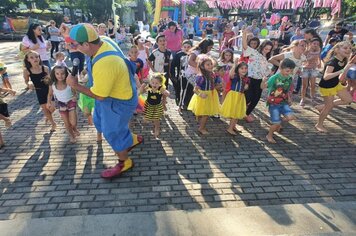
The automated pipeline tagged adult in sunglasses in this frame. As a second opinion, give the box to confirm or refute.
[324,22,353,46]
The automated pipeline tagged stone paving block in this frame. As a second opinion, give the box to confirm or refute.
[1,41,355,219]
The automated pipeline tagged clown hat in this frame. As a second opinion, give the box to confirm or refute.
[69,23,99,43]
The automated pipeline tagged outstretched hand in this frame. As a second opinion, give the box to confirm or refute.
[66,74,78,88]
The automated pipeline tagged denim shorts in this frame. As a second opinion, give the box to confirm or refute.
[269,104,293,124]
[301,68,319,79]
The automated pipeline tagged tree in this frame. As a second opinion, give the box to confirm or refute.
[187,1,214,17]
[0,0,19,14]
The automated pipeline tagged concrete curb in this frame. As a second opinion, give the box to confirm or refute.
[0,202,355,236]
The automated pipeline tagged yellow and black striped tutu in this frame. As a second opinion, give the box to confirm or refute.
[144,102,164,121]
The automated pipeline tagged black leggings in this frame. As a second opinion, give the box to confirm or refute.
[50,41,59,58]
[245,78,262,116]
[178,76,194,109]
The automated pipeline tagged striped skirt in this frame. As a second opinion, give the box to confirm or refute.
[144,102,164,121]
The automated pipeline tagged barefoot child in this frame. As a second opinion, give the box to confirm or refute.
[221,62,249,135]
[315,42,354,132]
[47,66,79,143]
[188,55,221,134]
[300,38,321,106]
[140,73,170,138]
[264,58,296,143]
[23,51,56,131]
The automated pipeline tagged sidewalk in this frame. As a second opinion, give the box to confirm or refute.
[1,202,355,236]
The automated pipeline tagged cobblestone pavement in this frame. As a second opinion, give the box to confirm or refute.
[0,41,355,220]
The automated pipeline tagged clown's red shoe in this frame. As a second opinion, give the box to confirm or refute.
[101,158,133,179]
[127,134,143,152]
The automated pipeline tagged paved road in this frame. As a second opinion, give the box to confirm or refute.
[0,41,355,223]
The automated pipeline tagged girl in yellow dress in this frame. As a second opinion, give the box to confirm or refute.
[221,62,250,135]
[188,55,222,135]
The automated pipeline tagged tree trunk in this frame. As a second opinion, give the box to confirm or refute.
[137,0,144,21]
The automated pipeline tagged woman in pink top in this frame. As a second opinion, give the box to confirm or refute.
[22,23,51,70]
[162,21,184,55]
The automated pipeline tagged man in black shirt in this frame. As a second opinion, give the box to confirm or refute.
[324,22,353,46]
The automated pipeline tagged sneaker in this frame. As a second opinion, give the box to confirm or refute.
[101,158,133,179]
[299,99,305,107]
[292,90,299,94]
[244,115,254,123]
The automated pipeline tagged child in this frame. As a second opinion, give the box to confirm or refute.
[187,23,195,40]
[133,35,150,80]
[147,35,173,88]
[0,87,16,149]
[315,42,354,132]
[47,66,79,143]
[0,63,12,92]
[147,35,173,111]
[128,45,144,81]
[220,23,235,52]
[218,49,234,97]
[264,58,296,143]
[221,62,249,135]
[78,70,103,142]
[140,73,170,138]
[320,37,339,62]
[300,38,321,106]
[171,40,193,109]
[188,55,221,135]
[23,50,56,131]
[54,52,67,67]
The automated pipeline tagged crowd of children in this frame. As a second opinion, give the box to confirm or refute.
[0,18,355,152]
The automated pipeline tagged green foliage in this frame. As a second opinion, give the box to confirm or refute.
[0,0,20,14]
[187,1,213,16]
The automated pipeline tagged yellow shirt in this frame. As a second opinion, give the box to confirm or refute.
[90,40,133,100]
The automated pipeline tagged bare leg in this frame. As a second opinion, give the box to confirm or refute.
[96,132,103,142]
[227,118,238,135]
[40,104,56,131]
[69,110,80,136]
[310,77,316,100]
[333,88,353,107]
[3,79,12,90]
[0,114,11,128]
[0,131,4,147]
[315,95,334,132]
[198,115,209,134]
[300,77,308,106]
[60,112,76,143]
[266,124,280,143]
[153,120,160,138]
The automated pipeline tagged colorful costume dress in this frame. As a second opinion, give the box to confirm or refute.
[221,75,250,119]
[188,75,221,116]
[144,85,164,121]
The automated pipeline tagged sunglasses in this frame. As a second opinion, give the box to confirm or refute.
[70,42,81,48]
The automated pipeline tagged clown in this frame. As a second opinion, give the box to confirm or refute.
[66,24,143,179]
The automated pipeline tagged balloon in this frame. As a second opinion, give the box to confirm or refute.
[347,66,356,80]
[261,28,269,37]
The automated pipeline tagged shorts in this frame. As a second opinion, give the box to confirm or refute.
[217,32,223,40]
[1,72,9,80]
[301,68,319,79]
[269,104,293,124]
[319,83,345,97]
[56,100,77,113]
